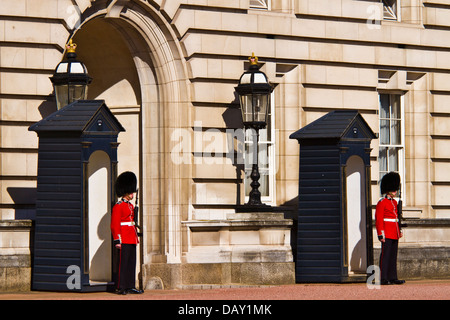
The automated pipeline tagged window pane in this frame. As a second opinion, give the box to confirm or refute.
[379,147,388,173]
[380,120,390,144]
[259,169,269,197]
[258,143,269,168]
[244,143,254,167]
[244,170,251,196]
[388,148,398,172]
[245,128,255,141]
[391,95,400,119]
[380,94,390,118]
[391,120,401,145]
[259,127,268,142]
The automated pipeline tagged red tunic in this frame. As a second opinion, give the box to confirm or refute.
[375,197,401,240]
[110,199,139,244]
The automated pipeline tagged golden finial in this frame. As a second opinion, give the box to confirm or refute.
[66,39,77,53]
[248,52,258,65]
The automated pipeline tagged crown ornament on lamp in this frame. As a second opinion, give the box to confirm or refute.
[248,52,258,65]
[66,39,77,53]
[50,38,92,110]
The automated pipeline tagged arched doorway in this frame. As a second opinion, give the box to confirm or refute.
[69,1,192,288]
[73,19,143,285]
[345,155,367,275]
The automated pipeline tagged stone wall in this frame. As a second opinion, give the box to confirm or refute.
[0,220,32,291]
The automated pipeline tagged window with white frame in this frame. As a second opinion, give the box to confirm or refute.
[250,0,270,10]
[379,93,404,193]
[382,0,400,21]
[244,94,275,204]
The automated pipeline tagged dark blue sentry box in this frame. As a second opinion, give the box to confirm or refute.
[29,100,125,292]
[290,110,377,283]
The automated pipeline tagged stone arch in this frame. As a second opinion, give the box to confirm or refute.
[71,1,192,273]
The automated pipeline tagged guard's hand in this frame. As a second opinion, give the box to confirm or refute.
[113,239,121,249]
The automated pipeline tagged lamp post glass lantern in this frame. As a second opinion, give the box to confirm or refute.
[50,39,92,110]
[235,53,273,206]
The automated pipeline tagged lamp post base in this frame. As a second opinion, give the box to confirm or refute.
[236,203,273,213]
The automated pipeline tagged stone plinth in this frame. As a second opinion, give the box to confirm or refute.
[0,220,32,291]
[178,210,295,287]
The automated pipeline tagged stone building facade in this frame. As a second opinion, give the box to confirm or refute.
[0,0,449,290]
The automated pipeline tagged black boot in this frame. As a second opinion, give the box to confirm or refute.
[127,288,144,294]
[392,279,405,285]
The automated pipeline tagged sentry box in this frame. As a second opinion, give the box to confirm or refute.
[29,100,124,292]
[290,110,377,283]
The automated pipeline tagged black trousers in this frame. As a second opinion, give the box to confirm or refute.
[379,238,399,281]
[113,244,136,290]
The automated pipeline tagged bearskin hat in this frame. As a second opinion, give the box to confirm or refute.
[380,171,400,194]
[115,171,137,197]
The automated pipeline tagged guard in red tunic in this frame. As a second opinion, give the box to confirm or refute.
[375,172,405,285]
[111,171,143,294]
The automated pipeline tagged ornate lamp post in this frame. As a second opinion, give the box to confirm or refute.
[235,53,273,206]
[50,39,92,109]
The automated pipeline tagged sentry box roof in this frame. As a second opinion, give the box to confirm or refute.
[289,110,376,142]
[29,100,125,135]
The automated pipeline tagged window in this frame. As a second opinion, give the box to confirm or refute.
[379,94,404,192]
[382,0,399,21]
[244,94,275,204]
[250,0,270,10]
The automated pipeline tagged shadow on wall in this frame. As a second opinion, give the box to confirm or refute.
[7,187,37,220]
[38,99,57,119]
[222,100,245,206]
[280,196,298,262]
[7,97,56,221]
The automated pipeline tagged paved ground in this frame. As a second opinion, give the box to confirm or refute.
[1,279,449,300]
[1,280,448,319]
